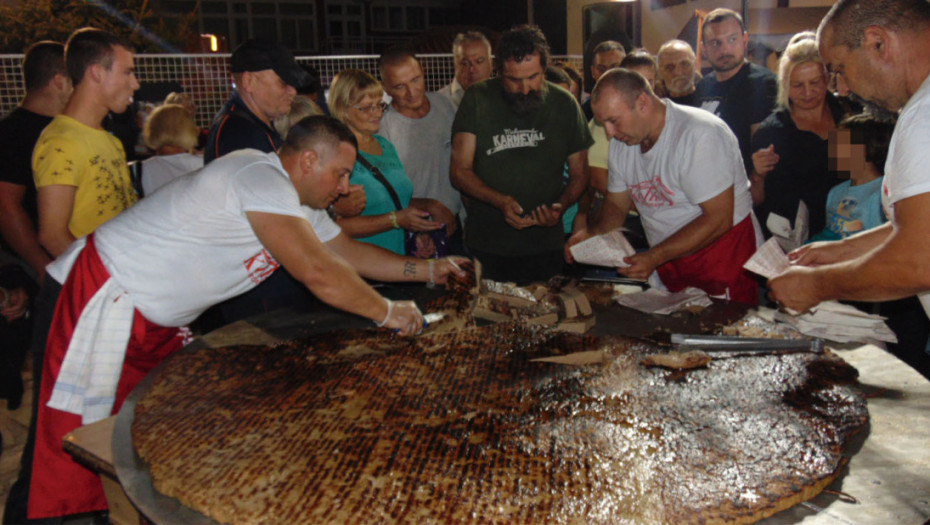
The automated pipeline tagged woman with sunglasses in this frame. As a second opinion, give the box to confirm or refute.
[329,69,442,254]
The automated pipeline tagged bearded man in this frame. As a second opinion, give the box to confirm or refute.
[450,25,592,283]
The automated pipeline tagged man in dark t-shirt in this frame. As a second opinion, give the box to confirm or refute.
[695,8,777,172]
[580,40,626,121]
[0,41,71,278]
[204,39,309,165]
[0,40,71,525]
[451,25,593,283]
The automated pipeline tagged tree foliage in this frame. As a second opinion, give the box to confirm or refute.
[0,0,199,53]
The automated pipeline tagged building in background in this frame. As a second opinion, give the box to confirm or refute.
[155,0,463,54]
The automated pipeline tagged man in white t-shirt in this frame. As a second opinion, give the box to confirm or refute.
[28,116,466,520]
[770,0,930,315]
[567,68,760,304]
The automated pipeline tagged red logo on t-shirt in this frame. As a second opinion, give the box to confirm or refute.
[629,176,675,208]
[244,249,280,284]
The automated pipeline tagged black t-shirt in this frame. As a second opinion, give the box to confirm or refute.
[751,94,847,237]
[696,62,777,171]
[204,91,282,165]
[669,91,700,107]
[0,107,53,230]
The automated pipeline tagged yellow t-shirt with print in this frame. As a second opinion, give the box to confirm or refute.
[32,115,137,238]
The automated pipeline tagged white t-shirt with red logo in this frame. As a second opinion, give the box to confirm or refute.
[881,73,930,316]
[606,101,753,246]
[89,149,340,326]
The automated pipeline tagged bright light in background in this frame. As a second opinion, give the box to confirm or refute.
[86,0,180,52]
[209,34,218,52]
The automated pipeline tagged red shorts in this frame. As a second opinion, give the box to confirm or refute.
[656,215,759,305]
[28,236,185,519]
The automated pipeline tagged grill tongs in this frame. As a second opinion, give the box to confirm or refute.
[670,334,824,356]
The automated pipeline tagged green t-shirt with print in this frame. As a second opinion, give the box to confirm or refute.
[452,79,593,256]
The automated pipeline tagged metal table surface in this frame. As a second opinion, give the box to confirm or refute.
[113,291,930,524]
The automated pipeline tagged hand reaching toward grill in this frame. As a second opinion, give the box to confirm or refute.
[427,257,470,285]
[380,300,425,336]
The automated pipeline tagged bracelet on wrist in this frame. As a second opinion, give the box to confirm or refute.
[389,211,400,229]
[375,298,394,327]
[427,259,436,289]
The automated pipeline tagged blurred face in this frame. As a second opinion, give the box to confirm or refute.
[244,69,297,123]
[382,57,427,114]
[788,61,828,111]
[828,128,867,177]
[501,54,545,115]
[592,50,625,80]
[703,19,748,74]
[593,87,649,146]
[455,40,492,89]
[658,46,696,96]
[344,93,385,136]
[302,142,356,208]
[101,46,139,114]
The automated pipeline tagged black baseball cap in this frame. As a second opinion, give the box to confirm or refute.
[230,39,310,89]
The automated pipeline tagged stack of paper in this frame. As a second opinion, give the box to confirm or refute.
[774,301,897,344]
[570,230,635,268]
[614,287,713,315]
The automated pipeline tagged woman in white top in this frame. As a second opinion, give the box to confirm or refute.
[136,103,203,196]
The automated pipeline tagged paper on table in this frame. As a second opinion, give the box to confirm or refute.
[774,300,897,344]
[531,350,609,365]
[614,287,713,315]
[570,229,636,268]
[743,237,790,279]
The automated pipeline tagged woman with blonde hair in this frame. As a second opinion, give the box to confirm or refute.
[329,68,442,255]
[134,103,203,196]
[750,36,846,237]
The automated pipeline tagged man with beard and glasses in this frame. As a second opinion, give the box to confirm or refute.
[657,39,700,107]
[696,8,777,172]
[451,25,592,282]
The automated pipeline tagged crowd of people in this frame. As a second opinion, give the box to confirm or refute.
[2,0,930,521]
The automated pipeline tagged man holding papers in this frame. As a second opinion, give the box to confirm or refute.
[567,68,760,304]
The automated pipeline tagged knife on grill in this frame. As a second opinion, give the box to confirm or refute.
[670,334,824,354]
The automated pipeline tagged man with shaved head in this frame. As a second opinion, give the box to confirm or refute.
[570,69,759,304]
[378,48,460,237]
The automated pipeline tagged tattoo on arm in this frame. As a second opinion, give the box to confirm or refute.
[404,261,417,277]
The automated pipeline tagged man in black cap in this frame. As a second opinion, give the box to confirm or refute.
[201,39,313,328]
[204,39,310,164]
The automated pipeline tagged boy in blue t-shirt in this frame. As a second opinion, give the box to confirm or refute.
[810,113,896,242]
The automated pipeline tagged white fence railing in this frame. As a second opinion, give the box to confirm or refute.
[0,54,584,127]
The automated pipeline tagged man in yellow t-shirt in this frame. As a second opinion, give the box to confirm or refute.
[33,27,140,257]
